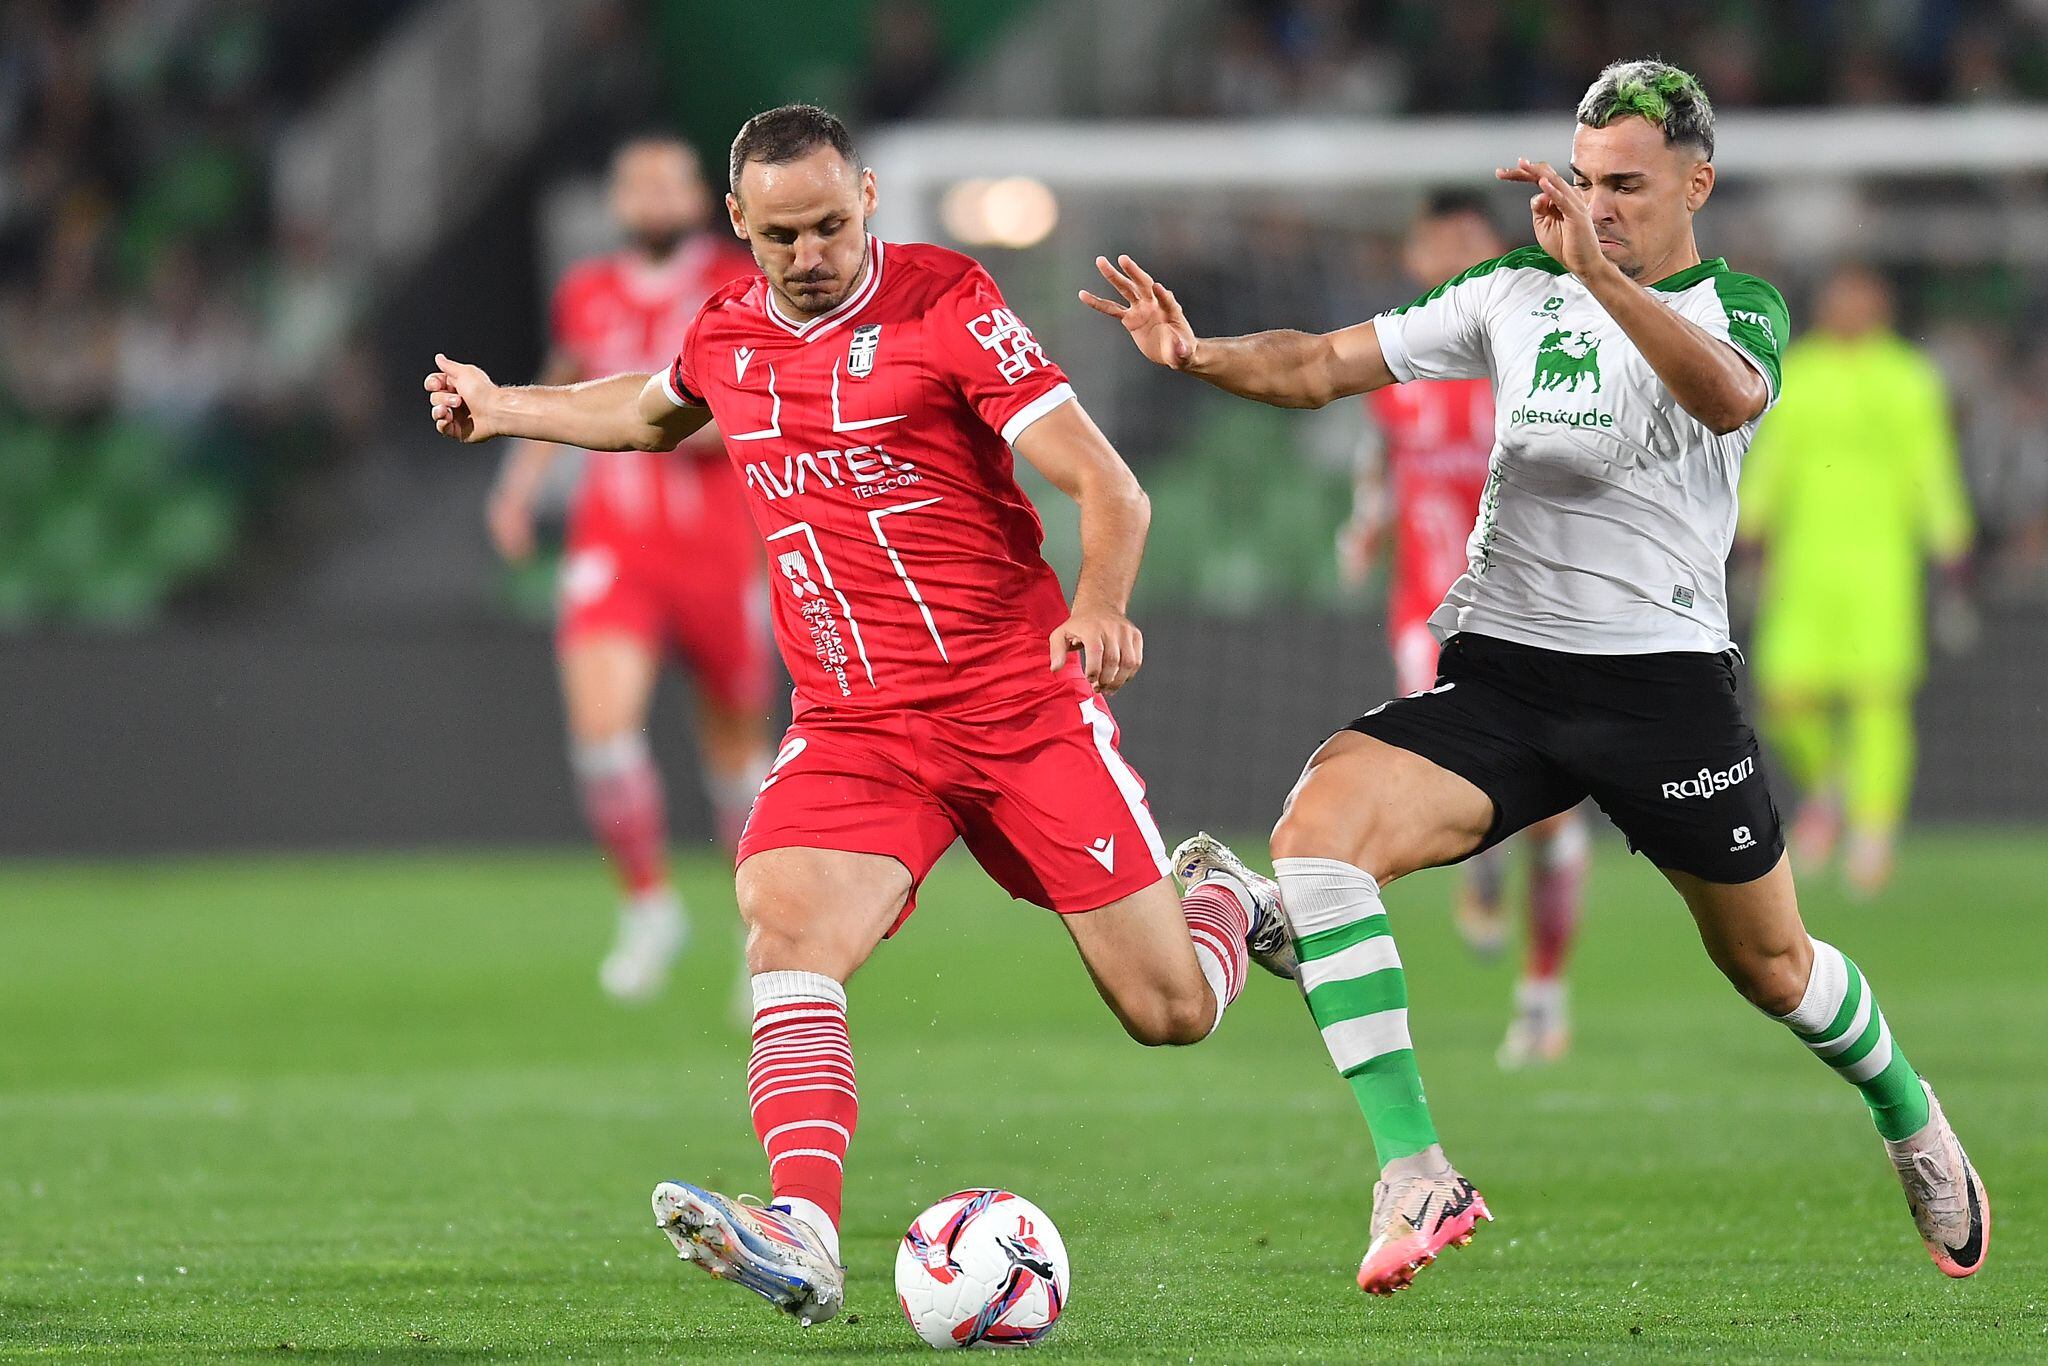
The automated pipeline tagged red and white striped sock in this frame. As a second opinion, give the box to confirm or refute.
[1182,877,1251,1035]
[572,733,669,899]
[748,970,855,1253]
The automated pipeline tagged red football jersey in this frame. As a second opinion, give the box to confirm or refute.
[1365,379,1495,638]
[551,235,758,524]
[663,237,1080,714]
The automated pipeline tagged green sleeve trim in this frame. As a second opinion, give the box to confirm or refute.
[1712,272,1790,398]
[1387,246,1565,317]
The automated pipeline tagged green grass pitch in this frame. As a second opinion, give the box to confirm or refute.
[2,834,2044,1362]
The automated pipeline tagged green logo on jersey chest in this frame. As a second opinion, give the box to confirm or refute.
[1530,328,1603,395]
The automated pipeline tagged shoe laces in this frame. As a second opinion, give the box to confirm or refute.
[1248,900,1289,951]
[1898,1147,1965,1223]
[1370,1170,1453,1240]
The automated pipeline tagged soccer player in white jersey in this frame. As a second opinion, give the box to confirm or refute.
[1087,59,1989,1294]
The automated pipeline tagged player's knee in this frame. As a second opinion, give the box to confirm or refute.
[1270,796,1377,872]
[1720,942,1810,1016]
[1121,993,1213,1048]
[737,911,802,974]
[735,869,817,972]
[1271,798,1335,863]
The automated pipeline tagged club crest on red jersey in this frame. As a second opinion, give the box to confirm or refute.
[848,324,882,378]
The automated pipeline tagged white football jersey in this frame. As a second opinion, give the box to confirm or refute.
[1374,247,1788,655]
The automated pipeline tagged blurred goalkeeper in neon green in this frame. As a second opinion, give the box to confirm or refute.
[1738,264,1972,896]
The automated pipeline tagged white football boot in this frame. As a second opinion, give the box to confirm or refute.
[1884,1080,1990,1278]
[599,892,687,1002]
[1170,831,1298,980]
[1356,1155,1491,1295]
[652,1182,845,1324]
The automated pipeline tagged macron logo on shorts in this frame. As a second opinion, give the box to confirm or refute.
[1086,836,1116,872]
[1661,756,1755,801]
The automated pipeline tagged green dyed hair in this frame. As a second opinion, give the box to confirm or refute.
[1577,59,1715,160]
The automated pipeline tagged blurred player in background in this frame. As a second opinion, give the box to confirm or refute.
[486,135,775,1002]
[430,104,1290,1328]
[1739,263,1973,898]
[1340,192,1588,1068]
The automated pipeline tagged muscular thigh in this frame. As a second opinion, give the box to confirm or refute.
[1319,636,1587,879]
[1061,876,1203,1002]
[735,846,914,980]
[1275,730,1499,883]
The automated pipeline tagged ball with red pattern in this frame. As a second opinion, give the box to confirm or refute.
[894,1189,1069,1349]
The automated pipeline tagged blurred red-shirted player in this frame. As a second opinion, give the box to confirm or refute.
[487,135,775,1003]
[1339,193,1589,1069]
[428,105,1288,1326]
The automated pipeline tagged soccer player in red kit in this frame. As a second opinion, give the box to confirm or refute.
[426,104,1289,1325]
[487,134,776,1002]
[1337,194,1588,1068]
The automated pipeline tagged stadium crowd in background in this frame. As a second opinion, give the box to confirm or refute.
[1185,0,2048,116]
[0,0,399,623]
[5,0,2047,630]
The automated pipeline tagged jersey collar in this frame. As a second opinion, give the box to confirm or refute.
[762,235,885,342]
[1646,257,1728,292]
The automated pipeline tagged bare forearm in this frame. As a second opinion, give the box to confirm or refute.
[484,373,674,451]
[1585,266,1764,434]
[1072,476,1152,613]
[1184,318,1395,411]
[1183,331,1335,409]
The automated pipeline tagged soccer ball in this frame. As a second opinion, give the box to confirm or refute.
[894,1189,1069,1349]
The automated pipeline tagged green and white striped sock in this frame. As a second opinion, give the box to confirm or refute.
[1774,937,1930,1141]
[1275,856,1439,1166]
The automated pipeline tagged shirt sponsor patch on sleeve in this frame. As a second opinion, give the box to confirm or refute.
[966,307,1049,384]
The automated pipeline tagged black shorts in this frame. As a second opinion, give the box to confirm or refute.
[1348,632,1785,884]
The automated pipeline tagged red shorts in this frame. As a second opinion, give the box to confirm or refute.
[736,671,1171,924]
[557,459,773,712]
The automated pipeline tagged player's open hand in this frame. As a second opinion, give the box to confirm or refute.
[1051,601,1144,695]
[426,354,499,443]
[1080,255,1197,370]
[1495,159,1604,279]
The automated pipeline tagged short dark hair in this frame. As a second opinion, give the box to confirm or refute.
[1420,189,1495,224]
[1577,59,1715,160]
[728,104,860,193]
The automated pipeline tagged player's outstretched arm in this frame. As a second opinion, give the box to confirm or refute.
[425,355,710,452]
[1013,400,1149,696]
[1080,253,1395,409]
